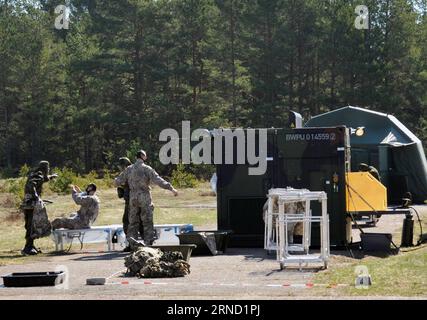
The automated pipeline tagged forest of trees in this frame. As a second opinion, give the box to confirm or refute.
[0,0,426,175]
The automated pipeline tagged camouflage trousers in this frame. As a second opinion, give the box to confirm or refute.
[24,209,34,241]
[51,215,88,230]
[128,191,155,247]
[122,200,144,239]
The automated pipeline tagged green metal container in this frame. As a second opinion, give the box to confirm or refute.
[216,127,351,248]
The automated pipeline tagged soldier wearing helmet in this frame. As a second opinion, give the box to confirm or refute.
[115,150,178,249]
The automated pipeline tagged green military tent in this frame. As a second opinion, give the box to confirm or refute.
[305,106,427,204]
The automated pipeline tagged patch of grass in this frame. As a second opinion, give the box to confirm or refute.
[313,209,427,297]
[94,184,216,228]
[4,211,22,223]
[0,193,18,209]
[0,251,52,266]
[2,165,30,204]
[314,246,427,297]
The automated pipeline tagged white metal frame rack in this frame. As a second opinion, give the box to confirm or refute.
[264,188,330,270]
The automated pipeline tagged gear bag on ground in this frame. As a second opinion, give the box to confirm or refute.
[124,247,190,278]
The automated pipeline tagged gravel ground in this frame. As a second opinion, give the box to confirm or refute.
[0,248,320,299]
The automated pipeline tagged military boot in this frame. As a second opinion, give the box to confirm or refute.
[128,237,146,251]
[21,246,39,256]
[21,239,39,256]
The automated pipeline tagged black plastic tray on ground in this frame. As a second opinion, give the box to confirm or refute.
[2,271,65,287]
[177,230,233,256]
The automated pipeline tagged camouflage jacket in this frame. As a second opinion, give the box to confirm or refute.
[22,170,50,209]
[114,159,173,195]
[72,191,100,227]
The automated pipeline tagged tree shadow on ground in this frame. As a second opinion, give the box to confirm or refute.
[223,247,369,261]
[71,252,127,261]
[220,248,273,262]
[41,251,127,261]
[249,267,322,277]
[0,253,24,260]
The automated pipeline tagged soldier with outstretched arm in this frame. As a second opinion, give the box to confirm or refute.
[117,157,145,252]
[21,161,57,255]
[114,150,178,249]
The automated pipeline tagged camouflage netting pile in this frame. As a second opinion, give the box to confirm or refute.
[124,247,190,278]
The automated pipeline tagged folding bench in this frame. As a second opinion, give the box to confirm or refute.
[51,225,123,252]
[51,224,194,252]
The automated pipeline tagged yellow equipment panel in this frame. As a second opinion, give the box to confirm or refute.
[346,172,387,212]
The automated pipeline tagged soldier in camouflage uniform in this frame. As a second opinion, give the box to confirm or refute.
[115,150,178,248]
[21,161,58,256]
[117,157,144,251]
[51,183,100,230]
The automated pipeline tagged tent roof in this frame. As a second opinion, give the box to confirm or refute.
[305,106,420,146]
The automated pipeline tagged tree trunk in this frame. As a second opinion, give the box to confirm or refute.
[192,35,198,105]
[230,0,237,126]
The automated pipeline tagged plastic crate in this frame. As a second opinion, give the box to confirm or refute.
[2,271,65,287]
[150,244,197,262]
[177,230,232,256]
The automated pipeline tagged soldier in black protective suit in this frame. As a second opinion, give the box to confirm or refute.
[21,161,57,255]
